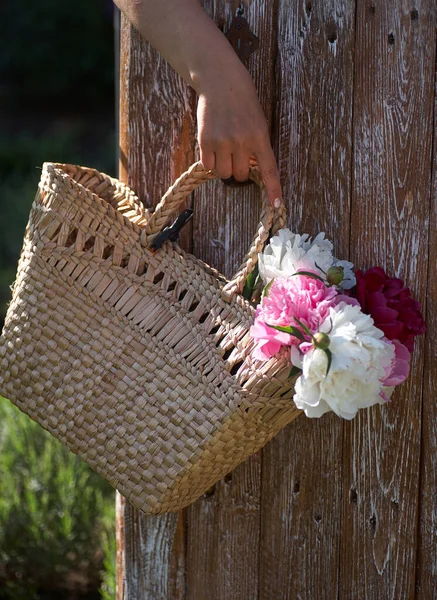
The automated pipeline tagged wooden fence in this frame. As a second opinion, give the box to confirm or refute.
[116,1,437,598]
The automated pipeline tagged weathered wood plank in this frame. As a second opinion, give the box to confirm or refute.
[340,2,435,598]
[259,2,355,598]
[116,14,195,599]
[416,3,437,597]
[168,513,187,600]
[116,2,437,598]
[186,459,262,600]
[186,2,277,599]
[116,494,126,598]
[118,503,179,600]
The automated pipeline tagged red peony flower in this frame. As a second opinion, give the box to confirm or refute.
[349,266,426,352]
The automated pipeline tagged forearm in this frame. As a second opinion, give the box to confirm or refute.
[114,0,282,202]
[113,0,252,95]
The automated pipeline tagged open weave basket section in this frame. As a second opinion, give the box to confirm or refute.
[0,162,302,514]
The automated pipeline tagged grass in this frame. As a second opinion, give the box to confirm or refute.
[99,528,116,600]
[0,397,116,599]
[0,85,117,600]
[0,4,117,596]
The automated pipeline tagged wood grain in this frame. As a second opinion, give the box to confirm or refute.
[186,2,277,599]
[259,2,355,598]
[340,2,436,598]
[116,1,437,597]
[116,14,195,599]
[118,505,179,600]
[416,3,437,598]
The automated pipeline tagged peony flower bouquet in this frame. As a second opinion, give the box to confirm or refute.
[248,230,425,420]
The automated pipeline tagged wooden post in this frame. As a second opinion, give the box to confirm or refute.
[116,13,195,599]
[341,3,436,598]
[116,2,437,598]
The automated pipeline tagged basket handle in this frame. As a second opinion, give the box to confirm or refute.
[140,161,286,302]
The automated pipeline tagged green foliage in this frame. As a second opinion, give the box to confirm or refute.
[289,366,301,379]
[0,124,116,327]
[0,397,115,599]
[0,125,115,264]
[0,2,117,595]
[0,0,116,321]
[99,528,116,600]
[268,323,305,342]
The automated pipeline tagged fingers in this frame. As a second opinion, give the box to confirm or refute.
[200,146,250,183]
[199,146,215,172]
[196,93,281,202]
[232,151,250,182]
[215,150,233,180]
[254,145,282,206]
[200,142,282,206]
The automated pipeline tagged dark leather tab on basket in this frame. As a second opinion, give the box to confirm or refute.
[0,161,297,516]
[149,208,194,252]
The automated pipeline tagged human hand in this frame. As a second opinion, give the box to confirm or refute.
[113,0,282,204]
[196,78,282,206]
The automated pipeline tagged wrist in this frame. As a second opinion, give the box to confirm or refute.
[190,55,255,98]
[178,10,253,95]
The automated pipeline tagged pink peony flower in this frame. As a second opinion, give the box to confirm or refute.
[349,267,426,352]
[381,339,411,388]
[250,320,291,361]
[250,275,338,360]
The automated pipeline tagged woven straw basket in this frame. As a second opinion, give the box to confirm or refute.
[0,161,301,514]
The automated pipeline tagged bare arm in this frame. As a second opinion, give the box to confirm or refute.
[113,0,282,204]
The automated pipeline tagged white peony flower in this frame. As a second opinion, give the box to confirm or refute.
[258,229,356,289]
[292,302,395,420]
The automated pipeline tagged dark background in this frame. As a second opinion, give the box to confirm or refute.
[0,0,117,328]
[0,2,117,598]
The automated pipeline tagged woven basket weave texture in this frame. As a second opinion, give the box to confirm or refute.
[0,162,301,514]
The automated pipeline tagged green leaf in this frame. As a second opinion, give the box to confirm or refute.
[242,270,256,300]
[289,365,302,379]
[267,324,305,341]
[242,264,259,301]
[293,317,313,338]
[262,277,275,299]
[291,270,325,283]
[324,348,333,376]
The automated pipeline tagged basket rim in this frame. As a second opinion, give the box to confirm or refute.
[39,163,237,291]
[41,162,149,237]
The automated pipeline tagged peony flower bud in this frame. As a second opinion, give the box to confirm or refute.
[326,266,344,286]
[312,332,330,350]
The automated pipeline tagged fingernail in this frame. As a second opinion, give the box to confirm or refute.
[274,198,282,208]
